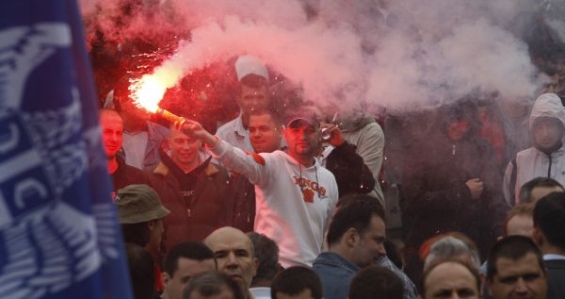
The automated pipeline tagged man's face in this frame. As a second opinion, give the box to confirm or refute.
[237,85,268,116]
[284,120,320,161]
[532,118,564,151]
[249,113,282,153]
[167,128,202,168]
[530,186,564,203]
[352,215,386,268]
[424,262,480,299]
[100,111,124,158]
[206,229,257,290]
[163,257,216,299]
[506,215,533,238]
[488,253,547,299]
[447,119,469,141]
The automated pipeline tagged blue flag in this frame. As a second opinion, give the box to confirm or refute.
[0,1,133,299]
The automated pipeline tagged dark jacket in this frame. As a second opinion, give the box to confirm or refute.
[111,156,151,198]
[401,129,508,258]
[150,151,231,250]
[546,259,565,299]
[326,142,375,197]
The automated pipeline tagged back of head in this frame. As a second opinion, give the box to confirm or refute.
[349,266,403,299]
[502,203,535,236]
[423,236,481,271]
[183,272,244,299]
[270,267,323,299]
[126,243,155,299]
[164,241,216,277]
[246,232,280,286]
[327,194,385,246]
[533,192,565,250]
[486,235,544,280]
[519,177,564,203]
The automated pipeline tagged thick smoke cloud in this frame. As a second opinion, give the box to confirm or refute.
[81,0,563,111]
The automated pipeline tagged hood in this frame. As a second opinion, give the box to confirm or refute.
[529,93,565,131]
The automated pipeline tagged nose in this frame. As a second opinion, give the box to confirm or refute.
[226,252,238,267]
[514,278,529,294]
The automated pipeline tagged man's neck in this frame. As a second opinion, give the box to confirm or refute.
[541,243,565,256]
[328,245,356,267]
[294,155,315,167]
[107,157,119,174]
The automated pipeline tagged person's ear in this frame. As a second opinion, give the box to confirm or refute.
[345,228,359,248]
[532,227,544,247]
[162,271,171,287]
[161,139,171,152]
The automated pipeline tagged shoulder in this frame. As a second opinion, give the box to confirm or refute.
[216,117,240,135]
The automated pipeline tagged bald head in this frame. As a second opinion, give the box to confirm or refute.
[204,227,257,293]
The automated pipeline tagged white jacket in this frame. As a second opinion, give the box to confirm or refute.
[211,140,339,268]
[503,93,565,205]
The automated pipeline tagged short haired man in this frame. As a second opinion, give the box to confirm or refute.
[248,110,284,154]
[270,267,323,299]
[216,55,270,152]
[150,125,231,248]
[349,266,403,299]
[204,227,258,299]
[519,177,564,204]
[181,112,339,267]
[162,242,217,299]
[183,272,245,299]
[421,260,481,299]
[487,236,548,299]
[504,93,565,205]
[533,192,565,299]
[247,232,281,299]
[99,109,151,199]
[312,196,386,299]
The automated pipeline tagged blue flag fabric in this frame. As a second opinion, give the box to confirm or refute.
[0,1,133,299]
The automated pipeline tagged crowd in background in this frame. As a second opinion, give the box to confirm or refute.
[96,53,565,299]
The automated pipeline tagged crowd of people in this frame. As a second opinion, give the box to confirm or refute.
[100,55,565,299]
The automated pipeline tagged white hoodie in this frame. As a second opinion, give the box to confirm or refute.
[211,140,339,268]
[503,93,565,205]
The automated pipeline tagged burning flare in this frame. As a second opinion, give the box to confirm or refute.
[129,74,168,113]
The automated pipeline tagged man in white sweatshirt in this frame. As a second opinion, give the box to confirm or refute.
[180,111,339,268]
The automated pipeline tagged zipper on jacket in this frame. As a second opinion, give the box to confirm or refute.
[548,154,553,177]
[452,144,456,156]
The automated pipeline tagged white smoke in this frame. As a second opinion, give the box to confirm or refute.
[82,0,561,112]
